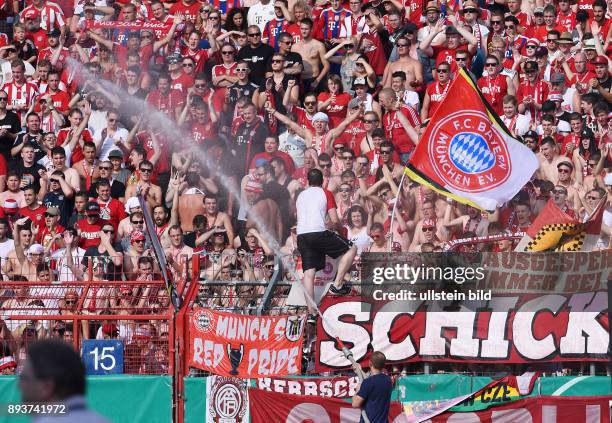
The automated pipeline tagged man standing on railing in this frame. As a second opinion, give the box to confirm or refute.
[296,168,356,319]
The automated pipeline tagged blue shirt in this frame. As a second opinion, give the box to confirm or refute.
[357,373,392,423]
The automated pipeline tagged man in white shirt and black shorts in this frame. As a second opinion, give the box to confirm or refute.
[296,169,357,318]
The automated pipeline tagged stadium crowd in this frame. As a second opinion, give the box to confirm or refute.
[0,0,611,375]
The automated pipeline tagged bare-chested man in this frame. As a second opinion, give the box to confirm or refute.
[292,18,329,91]
[49,146,80,192]
[124,160,162,211]
[382,36,423,88]
[203,195,235,243]
[538,137,566,183]
[3,218,41,279]
[72,141,100,191]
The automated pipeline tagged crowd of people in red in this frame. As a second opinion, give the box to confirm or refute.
[0,0,610,375]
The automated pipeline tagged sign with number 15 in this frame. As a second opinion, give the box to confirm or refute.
[82,340,124,375]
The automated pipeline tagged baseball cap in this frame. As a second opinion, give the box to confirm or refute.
[550,73,565,84]
[124,196,140,213]
[593,56,608,66]
[108,149,123,159]
[533,6,544,14]
[130,230,145,243]
[167,54,182,64]
[332,138,347,147]
[422,219,436,229]
[28,243,45,255]
[86,201,101,215]
[245,179,263,193]
[23,9,39,20]
[312,112,329,123]
[523,130,538,140]
[524,61,538,72]
[0,355,16,371]
[534,46,548,58]
[48,28,61,37]
[557,160,574,170]
[548,92,563,102]
[445,26,460,36]
[525,38,540,47]
[3,199,18,215]
[44,206,60,217]
[424,1,440,12]
[352,77,367,87]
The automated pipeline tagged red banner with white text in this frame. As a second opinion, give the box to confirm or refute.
[189,309,305,378]
[249,388,406,423]
[428,396,611,422]
[316,294,609,371]
[255,375,360,398]
[86,20,173,38]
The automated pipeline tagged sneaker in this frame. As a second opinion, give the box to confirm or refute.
[329,283,351,296]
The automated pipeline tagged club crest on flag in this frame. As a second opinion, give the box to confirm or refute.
[429,111,511,193]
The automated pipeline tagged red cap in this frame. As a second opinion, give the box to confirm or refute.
[593,56,608,66]
[422,219,436,228]
[130,230,145,243]
[23,9,40,20]
[3,199,18,214]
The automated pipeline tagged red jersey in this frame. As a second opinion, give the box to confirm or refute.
[56,127,94,165]
[170,72,195,95]
[286,23,302,44]
[26,29,48,51]
[168,0,201,23]
[509,11,530,32]
[426,80,451,118]
[20,2,65,31]
[383,104,420,154]
[212,63,237,83]
[293,107,315,132]
[263,17,289,50]
[433,46,458,71]
[19,205,46,228]
[114,42,153,70]
[76,217,109,249]
[37,224,65,252]
[556,10,576,33]
[317,92,351,128]
[97,198,126,230]
[190,121,216,144]
[181,48,210,74]
[37,46,70,70]
[361,28,387,77]
[516,79,549,122]
[477,74,509,116]
[34,89,70,114]
[146,89,184,120]
[340,121,366,155]
[1,80,38,120]
[136,130,171,175]
[576,0,594,18]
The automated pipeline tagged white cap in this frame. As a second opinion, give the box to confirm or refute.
[28,244,45,255]
[125,197,141,213]
[312,112,329,123]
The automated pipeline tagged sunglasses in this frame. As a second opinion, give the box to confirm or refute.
[491,20,502,24]
[456,57,467,62]
[272,59,284,63]
[547,39,558,43]
[0,97,7,101]
[437,69,449,73]
[183,63,195,67]
[463,8,478,13]
[334,146,344,150]
[339,188,352,192]
[553,189,567,195]
[99,166,111,170]
[364,119,378,123]
[526,45,536,49]
[102,229,114,234]
[320,163,332,168]
[380,150,392,155]
[505,25,515,29]
[65,300,76,305]
[304,101,317,106]
[236,68,249,72]
[422,227,435,232]
[133,239,145,244]
[282,40,293,45]
[131,220,144,224]
[194,83,206,88]
[140,168,153,173]
[397,43,409,47]
[485,62,497,67]
[248,32,261,37]
[558,168,571,173]
[222,51,235,55]
[209,15,220,20]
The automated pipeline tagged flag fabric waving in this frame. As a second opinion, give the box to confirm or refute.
[515,198,606,251]
[405,69,539,211]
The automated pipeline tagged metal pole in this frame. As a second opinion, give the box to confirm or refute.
[342,347,371,423]
[388,170,408,252]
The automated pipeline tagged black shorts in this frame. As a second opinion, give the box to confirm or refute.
[297,230,352,271]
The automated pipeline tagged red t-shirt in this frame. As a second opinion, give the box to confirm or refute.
[37,224,65,251]
[56,127,93,165]
[383,104,421,154]
[170,72,195,96]
[146,89,184,119]
[426,81,451,118]
[37,47,69,70]
[76,217,109,249]
[19,205,46,228]
[477,74,509,116]
[293,107,315,132]
[317,92,351,128]
[168,0,201,23]
[97,198,127,231]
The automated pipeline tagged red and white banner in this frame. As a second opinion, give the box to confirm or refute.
[427,396,611,422]
[86,20,173,38]
[316,295,609,370]
[255,376,360,398]
[189,309,305,378]
[249,388,406,423]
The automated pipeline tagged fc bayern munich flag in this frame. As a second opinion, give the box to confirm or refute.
[406,69,538,211]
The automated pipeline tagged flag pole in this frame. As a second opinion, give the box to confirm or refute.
[388,170,408,251]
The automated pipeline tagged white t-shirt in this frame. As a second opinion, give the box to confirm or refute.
[96,127,129,161]
[279,131,306,168]
[296,186,336,235]
[247,1,275,31]
[0,238,15,261]
[51,247,86,283]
